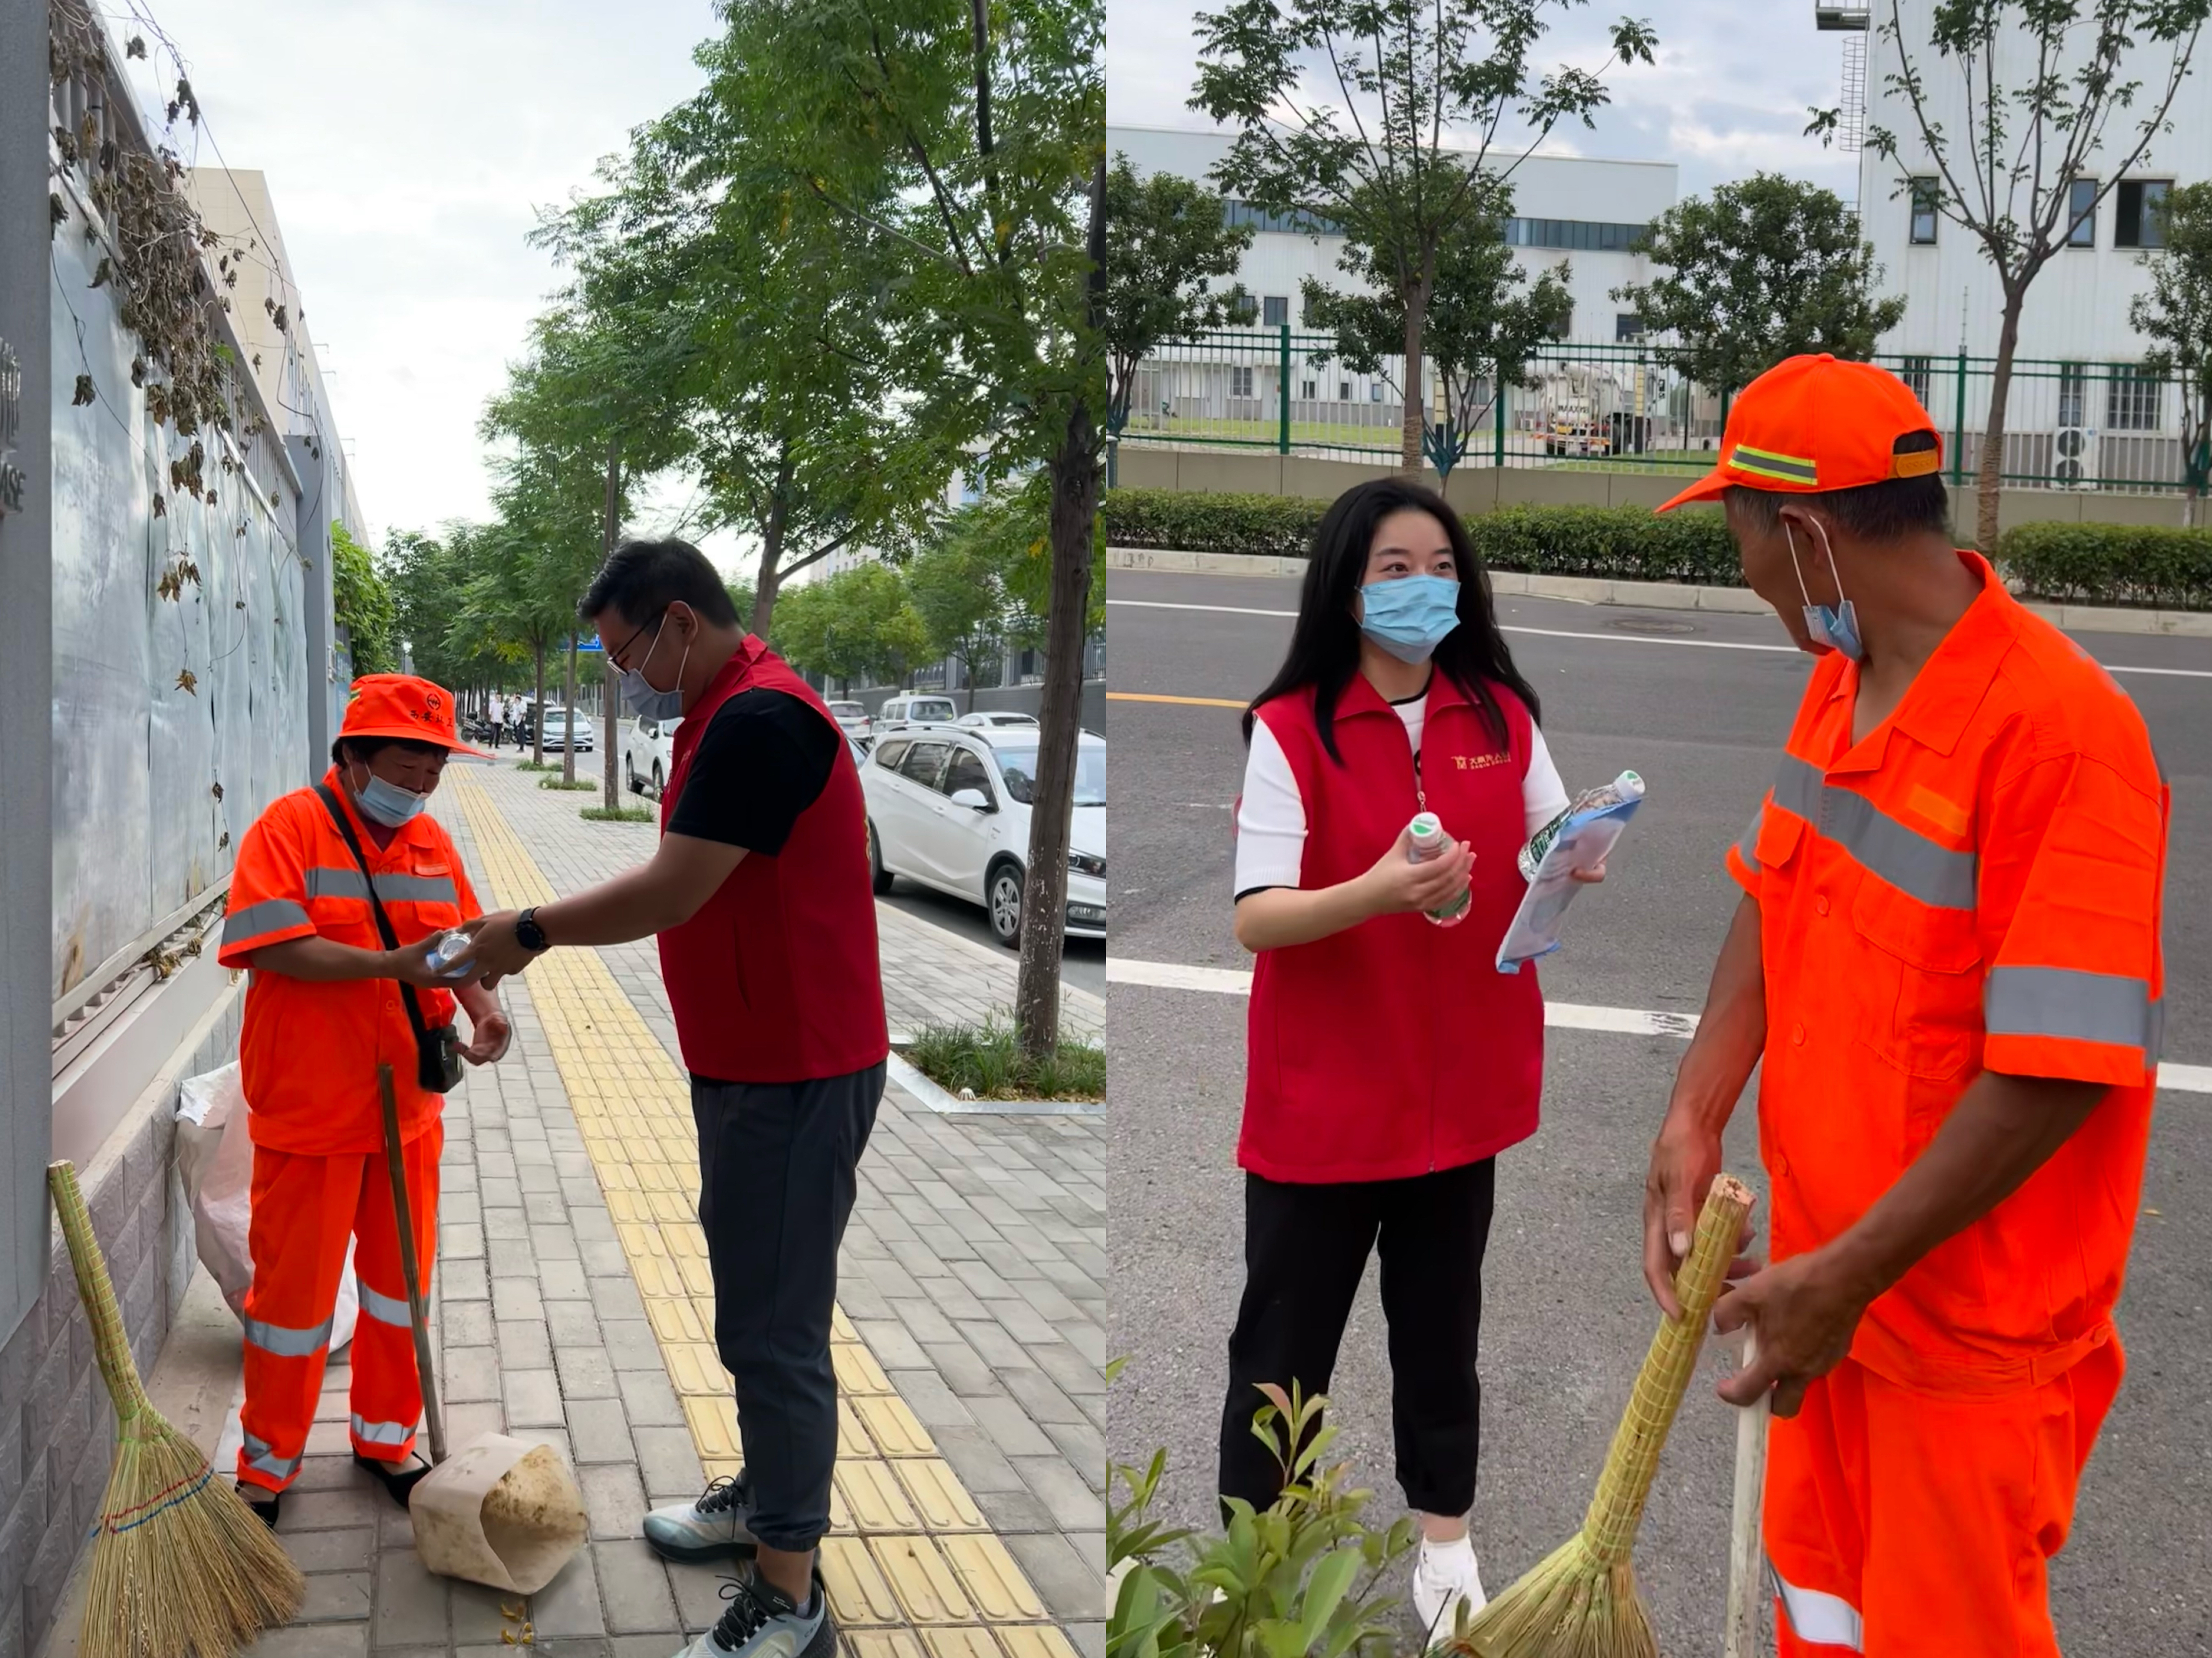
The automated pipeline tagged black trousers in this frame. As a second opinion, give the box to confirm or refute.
[692,1061,884,1552]
[1219,1158,1497,1518]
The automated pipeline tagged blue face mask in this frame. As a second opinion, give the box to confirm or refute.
[1359,574,1463,663]
[1786,518,1863,662]
[354,770,428,828]
[619,614,689,721]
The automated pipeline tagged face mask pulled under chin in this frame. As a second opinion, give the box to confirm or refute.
[1785,518,1863,662]
[353,770,428,827]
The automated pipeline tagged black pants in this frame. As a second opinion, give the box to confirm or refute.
[1219,1158,1497,1518]
[692,1062,883,1552]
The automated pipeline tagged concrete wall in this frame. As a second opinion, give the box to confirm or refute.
[1112,444,2204,537]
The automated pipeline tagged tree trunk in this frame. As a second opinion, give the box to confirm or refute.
[602,440,623,814]
[562,633,579,786]
[751,455,795,638]
[1399,270,1432,475]
[532,642,546,766]
[1974,288,2025,555]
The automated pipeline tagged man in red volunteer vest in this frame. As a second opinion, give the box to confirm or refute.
[465,537,887,1658]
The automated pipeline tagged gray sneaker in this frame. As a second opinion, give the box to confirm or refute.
[670,1567,833,1658]
[644,1474,760,1563]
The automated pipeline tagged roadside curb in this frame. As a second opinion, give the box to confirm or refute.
[885,1047,1106,1118]
[1107,546,2212,639]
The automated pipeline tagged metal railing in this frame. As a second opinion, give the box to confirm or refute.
[1115,328,2206,495]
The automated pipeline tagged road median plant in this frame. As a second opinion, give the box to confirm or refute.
[539,775,600,791]
[1999,521,2212,611]
[579,805,653,822]
[515,758,558,772]
[905,1017,1104,1102]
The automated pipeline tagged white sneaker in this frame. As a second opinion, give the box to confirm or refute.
[1411,1535,1487,1640]
[642,1474,759,1563]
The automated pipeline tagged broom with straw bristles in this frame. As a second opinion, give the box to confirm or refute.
[1453,1174,1757,1658]
[48,1161,304,1658]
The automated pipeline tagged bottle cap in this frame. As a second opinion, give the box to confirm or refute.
[1408,812,1442,839]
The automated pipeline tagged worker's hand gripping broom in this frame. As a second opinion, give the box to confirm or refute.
[1457,1175,1756,1658]
[47,1161,304,1658]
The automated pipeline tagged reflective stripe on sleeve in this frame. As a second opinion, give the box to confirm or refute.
[1987,966,2154,1052]
[1769,754,1977,910]
[1769,1563,1864,1651]
[356,1281,413,1328]
[373,873,459,905]
[241,1432,303,1483]
[303,866,371,901]
[351,1414,414,1449]
[1733,807,1763,870]
[241,1312,333,1358]
[222,899,311,946]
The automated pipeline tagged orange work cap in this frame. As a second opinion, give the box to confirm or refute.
[340,674,488,755]
[1655,353,1944,514]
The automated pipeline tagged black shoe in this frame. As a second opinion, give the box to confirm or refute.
[246,1491,280,1530]
[353,1451,431,1508]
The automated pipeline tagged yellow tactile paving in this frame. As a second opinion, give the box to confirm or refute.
[445,772,1070,1642]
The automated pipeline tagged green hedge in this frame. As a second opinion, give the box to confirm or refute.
[1999,521,2212,611]
[1104,488,1741,585]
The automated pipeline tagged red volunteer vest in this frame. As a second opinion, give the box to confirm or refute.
[1243,673,1544,1183]
[658,638,889,1084]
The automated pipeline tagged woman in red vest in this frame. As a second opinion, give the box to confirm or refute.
[1227,478,1594,1639]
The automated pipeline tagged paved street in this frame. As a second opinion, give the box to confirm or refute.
[1104,568,2212,1655]
[212,758,1103,1658]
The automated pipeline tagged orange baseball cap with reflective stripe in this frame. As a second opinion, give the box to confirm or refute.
[1655,353,1944,513]
[340,674,489,755]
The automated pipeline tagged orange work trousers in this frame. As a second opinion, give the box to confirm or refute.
[235,1120,441,1493]
[1767,1341,2123,1657]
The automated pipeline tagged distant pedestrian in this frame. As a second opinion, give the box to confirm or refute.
[1224,477,1601,1639]
[455,537,885,1658]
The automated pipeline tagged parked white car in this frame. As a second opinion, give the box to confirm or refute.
[956,711,1040,731]
[827,701,873,746]
[540,708,596,753]
[861,726,1106,945]
[875,692,960,732]
[624,714,681,797]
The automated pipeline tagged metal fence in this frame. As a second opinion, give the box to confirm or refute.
[1115,329,2205,495]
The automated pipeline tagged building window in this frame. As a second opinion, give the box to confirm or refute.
[1338,380,1351,402]
[1502,217,1650,251]
[1549,303,1573,340]
[1369,384,1384,402]
[2107,364,2162,430]
[1301,377,1317,399]
[2067,178,2098,247]
[2115,179,2171,249]
[2058,362,2087,427]
[1615,313,1644,341]
[1231,365,1255,398]
[1909,178,1939,245]
[1901,356,1931,403]
[1261,295,1290,328]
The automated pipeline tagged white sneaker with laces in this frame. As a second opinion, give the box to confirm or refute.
[1411,1534,1487,1640]
[642,1474,759,1563]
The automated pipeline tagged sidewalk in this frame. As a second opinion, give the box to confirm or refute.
[220,758,1104,1658]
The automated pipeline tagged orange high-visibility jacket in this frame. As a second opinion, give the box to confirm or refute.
[217,771,482,1155]
[1730,552,2168,1395]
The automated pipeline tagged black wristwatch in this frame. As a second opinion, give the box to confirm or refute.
[515,907,550,953]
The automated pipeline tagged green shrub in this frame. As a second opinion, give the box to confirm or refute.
[580,805,653,822]
[905,1018,1105,1101]
[539,776,600,791]
[1999,521,2212,611]
[1104,487,1742,585]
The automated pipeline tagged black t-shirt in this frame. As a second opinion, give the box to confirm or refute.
[664,689,841,856]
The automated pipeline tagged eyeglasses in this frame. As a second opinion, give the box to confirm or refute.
[605,610,668,674]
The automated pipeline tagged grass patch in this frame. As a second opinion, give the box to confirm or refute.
[905,1018,1104,1102]
[515,758,558,772]
[580,805,653,822]
[539,776,600,791]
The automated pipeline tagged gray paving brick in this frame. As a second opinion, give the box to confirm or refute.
[497,1318,554,1371]
[505,1369,566,1429]
[1005,1531,1104,1623]
[1003,1366,1087,1426]
[1032,1340,1103,1398]
[548,1300,603,1346]
[593,1540,681,1635]
[294,1570,371,1623]
[483,1208,531,1242]
[971,1486,1058,1535]
[541,1259,593,1301]
[617,1368,685,1429]
[633,1427,704,1501]
[281,1526,375,1572]
[851,1319,928,1370]
[491,1277,544,1323]
[929,1424,1028,1495]
[531,1536,608,1638]
[1046,1419,1106,1489]
[442,1346,503,1405]
[955,1318,1038,1372]
[884,1369,975,1430]
[578,1462,650,1542]
[556,1345,619,1401]
[921,1338,1000,1398]
[1014,1454,1103,1531]
[240,1625,371,1658]
[371,1552,450,1646]
[603,1320,665,1371]
[968,1395,1059,1459]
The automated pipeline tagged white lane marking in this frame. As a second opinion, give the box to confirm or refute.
[1107,957,2210,1093]
[1106,597,2212,677]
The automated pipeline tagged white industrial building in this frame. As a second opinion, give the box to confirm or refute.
[1827,0,2207,488]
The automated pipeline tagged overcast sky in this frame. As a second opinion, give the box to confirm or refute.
[1107,0,1861,201]
[104,0,730,561]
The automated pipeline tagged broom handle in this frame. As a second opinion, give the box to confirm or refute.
[47,1161,152,1423]
[1579,1173,1754,1566]
[379,1064,448,1465]
[1723,1330,1771,1658]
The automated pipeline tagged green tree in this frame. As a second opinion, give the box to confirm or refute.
[448,512,579,767]
[1839,0,2209,550]
[331,522,397,676]
[908,510,1017,712]
[2130,182,2212,527]
[383,528,512,696]
[1104,154,1254,442]
[711,0,1104,1057]
[1303,174,1572,479]
[771,565,929,687]
[1610,173,1906,400]
[1191,0,1655,472]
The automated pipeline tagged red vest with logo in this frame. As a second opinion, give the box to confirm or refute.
[658,639,889,1084]
[1243,673,1544,1183]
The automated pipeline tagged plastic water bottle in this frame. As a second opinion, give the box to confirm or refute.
[1407,813,1471,927]
[425,928,475,980]
[1519,770,1646,881]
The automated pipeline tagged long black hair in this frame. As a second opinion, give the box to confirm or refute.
[1243,478,1541,762]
